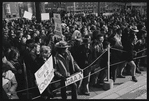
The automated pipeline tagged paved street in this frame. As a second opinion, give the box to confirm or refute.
[53,66,147,99]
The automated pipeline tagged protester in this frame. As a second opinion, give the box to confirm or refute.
[2,52,19,99]
[77,35,92,95]
[54,41,83,99]
[109,28,125,82]
[90,30,106,87]
[35,45,55,99]
[2,7,147,99]
[122,26,139,82]
[7,47,25,98]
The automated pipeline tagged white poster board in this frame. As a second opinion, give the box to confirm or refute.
[41,13,50,20]
[65,72,83,86]
[34,56,54,94]
[23,11,33,20]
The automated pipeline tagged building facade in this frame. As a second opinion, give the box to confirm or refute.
[2,2,20,18]
[74,2,98,14]
[126,2,147,15]
[3,2,146,19]
[2,2,36,19]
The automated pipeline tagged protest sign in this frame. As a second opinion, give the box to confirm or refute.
[53,13,61,20]
[34,56,54,94]
[53,13,62,38]
[23,11,33,20]
[54,22,62,33]
[41,13,50,20]
[65,72,83,86]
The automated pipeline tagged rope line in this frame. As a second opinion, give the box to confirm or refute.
[52,67,107,93]
[15,50,107,94]
[83,50,107,70]
[110,61,126,67]
[110,47,127,53]
[51,54,147,93]
[16,86,37,93]
[47,50,106,85]
[15,54,147,95]
[110,47,147,54]
[134,55,147,60]
[32,95,41,100]
[136,48,147,53]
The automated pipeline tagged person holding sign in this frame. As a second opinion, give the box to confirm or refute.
[35,45,55,99]
[54,41,83,99]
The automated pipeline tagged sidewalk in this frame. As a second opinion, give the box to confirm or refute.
[53,66,147,99]
[90,72,147,99]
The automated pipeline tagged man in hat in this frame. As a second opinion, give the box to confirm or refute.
[54,41,83,99]
[130,26,139,34]
[77,35,92,95]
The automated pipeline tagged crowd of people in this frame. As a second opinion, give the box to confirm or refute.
[2,7,147,99]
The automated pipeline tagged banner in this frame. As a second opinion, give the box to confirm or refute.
[41,13,50,20]
[34,56,54,94]
[53,13,62,38]
[23,11,33,20]
[65,72,83,86]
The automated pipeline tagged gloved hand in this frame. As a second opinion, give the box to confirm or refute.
[80,69,83,74]
[66,73,70,77]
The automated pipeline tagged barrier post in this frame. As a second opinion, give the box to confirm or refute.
[22,61,31,99]
[103,44,113,90]
[107,44,110,82]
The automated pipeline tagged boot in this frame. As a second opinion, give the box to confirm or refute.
[132,76,138,82]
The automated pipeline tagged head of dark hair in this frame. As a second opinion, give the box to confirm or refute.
[7,48,20,61]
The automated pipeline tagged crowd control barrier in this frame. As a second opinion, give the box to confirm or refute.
[14,47,147,100]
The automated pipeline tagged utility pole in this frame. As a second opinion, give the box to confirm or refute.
[35,2,41,23]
